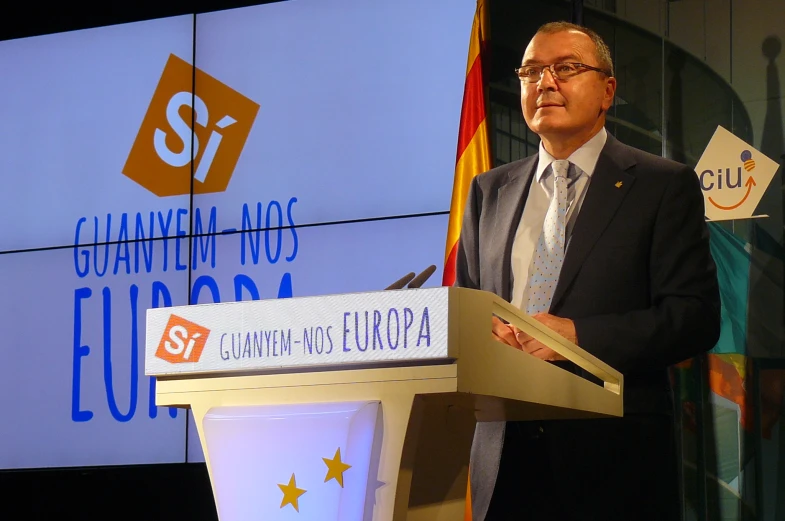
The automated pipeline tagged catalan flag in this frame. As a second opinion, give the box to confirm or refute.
[443,0,492,286]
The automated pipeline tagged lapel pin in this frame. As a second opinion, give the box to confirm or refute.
[615,181,623,188]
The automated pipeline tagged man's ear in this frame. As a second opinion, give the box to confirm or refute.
[602,76,617,112]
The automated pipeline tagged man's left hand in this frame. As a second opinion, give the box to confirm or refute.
[514,313,577,362]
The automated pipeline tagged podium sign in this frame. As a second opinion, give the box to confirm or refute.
[146,288,452,377]
[146,287,623,521]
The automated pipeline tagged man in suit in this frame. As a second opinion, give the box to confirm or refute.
[455,21,721,520]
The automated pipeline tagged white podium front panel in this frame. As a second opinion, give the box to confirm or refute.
[145,287,451,376]
[203,402,380,521]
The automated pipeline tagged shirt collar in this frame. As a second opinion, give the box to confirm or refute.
[535,127,607,182]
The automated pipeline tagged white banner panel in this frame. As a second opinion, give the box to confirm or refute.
[146,287,451,376]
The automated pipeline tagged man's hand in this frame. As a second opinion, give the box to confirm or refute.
[513,313,577,362]
[492,316,522,348]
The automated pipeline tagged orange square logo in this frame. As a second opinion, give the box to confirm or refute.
[155,314,211,364]
[123,54,260,197]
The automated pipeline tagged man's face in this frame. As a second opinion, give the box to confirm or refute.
[520,30,615,142]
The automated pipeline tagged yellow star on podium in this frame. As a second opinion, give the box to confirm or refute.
[278,473,306,512]
[323,448,352,487]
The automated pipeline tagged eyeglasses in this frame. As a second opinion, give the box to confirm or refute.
[514,62,612,83]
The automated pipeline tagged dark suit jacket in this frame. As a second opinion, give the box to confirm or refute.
[455,133,721,519]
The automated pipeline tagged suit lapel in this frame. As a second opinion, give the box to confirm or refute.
[551,136,637,309]
[494,156,537,301]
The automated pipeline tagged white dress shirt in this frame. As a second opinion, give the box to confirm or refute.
[510,128,608,310]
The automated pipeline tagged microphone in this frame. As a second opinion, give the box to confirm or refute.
[407,265,437,289]
[385,272,416,290]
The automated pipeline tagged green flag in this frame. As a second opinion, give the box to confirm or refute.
[707,223,750,355]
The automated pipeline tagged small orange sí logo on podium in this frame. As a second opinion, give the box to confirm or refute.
[156,315,211,364]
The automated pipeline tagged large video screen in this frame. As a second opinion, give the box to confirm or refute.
[190,0,472,232]
[0,15,195,253]
[0,0,474,470]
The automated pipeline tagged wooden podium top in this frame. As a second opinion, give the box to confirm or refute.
[146,286,623,420]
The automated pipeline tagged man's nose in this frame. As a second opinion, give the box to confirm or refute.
[537,68,558,91]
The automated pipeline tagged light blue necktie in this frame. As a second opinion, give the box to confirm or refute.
[525,159,570,315]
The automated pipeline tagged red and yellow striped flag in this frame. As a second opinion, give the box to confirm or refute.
[442,0,492,287]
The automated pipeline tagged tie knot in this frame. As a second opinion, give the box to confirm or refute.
[551,159,570,179]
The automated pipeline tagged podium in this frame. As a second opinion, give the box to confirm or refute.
[145,287,623,521]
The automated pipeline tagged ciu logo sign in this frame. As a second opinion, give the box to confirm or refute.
[123,54,260,196]
[696,126,778,221]
[155,314,211,364]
